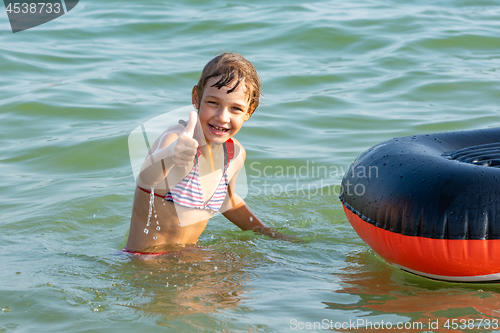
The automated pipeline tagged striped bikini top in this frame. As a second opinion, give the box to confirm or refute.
[165,138,234,212]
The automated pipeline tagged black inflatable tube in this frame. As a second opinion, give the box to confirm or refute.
[340,127,500,240]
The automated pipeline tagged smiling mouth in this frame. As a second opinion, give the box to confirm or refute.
[209,124,230,133]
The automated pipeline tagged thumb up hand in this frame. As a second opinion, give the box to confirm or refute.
[172,111,199,167]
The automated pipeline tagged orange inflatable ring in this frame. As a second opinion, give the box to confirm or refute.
[340,128,500,282]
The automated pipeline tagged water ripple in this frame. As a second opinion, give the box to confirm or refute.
[1,0,500,331]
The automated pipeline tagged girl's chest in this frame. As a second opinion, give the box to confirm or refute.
[197,155,225,202]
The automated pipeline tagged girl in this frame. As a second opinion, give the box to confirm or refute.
[126,53,289,253]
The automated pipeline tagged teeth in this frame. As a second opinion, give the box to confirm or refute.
[211,125,227,132]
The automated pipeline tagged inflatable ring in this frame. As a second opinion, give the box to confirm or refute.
[340,128,500,282]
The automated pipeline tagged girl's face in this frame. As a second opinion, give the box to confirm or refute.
[192,77,251,144]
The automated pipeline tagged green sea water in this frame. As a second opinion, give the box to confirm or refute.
[1,0,500,332]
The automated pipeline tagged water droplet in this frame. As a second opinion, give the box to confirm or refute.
[156,226,161,231]
[153,236,157,240]
[144,228,149,234]
[249,217,253,222]
[146,186,156,230]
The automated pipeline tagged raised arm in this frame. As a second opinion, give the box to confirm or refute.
[138,112,199,186]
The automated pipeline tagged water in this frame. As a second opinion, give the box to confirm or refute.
[1,0,500,331]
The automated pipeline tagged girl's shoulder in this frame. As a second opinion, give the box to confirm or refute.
[228,137,246,156]
[226,137,246,165]
[226,138,246,176]
[148,120,186,153]
[167,121,186,135]
[158,121,186,142]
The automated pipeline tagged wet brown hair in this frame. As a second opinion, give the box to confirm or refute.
[196,52,261,116]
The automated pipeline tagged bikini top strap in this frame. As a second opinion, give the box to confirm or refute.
[223,142,228,169]
[225,138,234,166]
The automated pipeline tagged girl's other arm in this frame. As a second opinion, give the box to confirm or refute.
[222,192,294,240]
[220,139,296,240]
[221,180,294,240]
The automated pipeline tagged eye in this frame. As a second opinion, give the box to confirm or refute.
[207,101,217,105]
